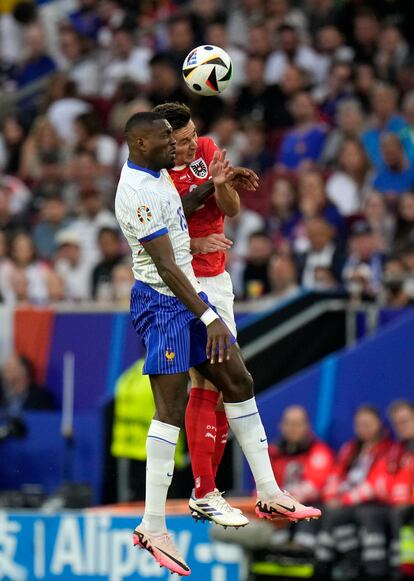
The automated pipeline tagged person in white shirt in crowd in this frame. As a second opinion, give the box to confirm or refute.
[265,24,326,86]
[101,25,152,98]
[326,138,372,216]
[46,74,91,144]
[297,217,346,290]
[54,230,93,302]
[70,187,118,265]
[57,24,100,96]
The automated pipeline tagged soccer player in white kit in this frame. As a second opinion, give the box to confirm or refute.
[115,112,321,577]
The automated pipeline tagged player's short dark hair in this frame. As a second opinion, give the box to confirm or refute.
[152,103,191,131]
[124,111,165,136]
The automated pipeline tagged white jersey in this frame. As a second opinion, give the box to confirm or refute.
[115,160,200,296]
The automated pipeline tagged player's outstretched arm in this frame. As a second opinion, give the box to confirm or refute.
[210,150,240,217]
[181,180,215,218]
[141,233,231,363]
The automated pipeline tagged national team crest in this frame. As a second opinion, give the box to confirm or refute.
[137,205,152,224]
[189,157,208,179]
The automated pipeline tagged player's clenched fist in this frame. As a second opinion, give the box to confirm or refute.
[206,318,232,364]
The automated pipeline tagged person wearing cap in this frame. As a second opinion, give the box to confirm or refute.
[342,219,385,297]
[54,230,93,302]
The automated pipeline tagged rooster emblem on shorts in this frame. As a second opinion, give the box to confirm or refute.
[165,349,175,362]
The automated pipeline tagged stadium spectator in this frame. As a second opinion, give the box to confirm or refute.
[265,177,300,249]
[13,22,56,89]
[295,169,345,249]
[68,0,101,41]
[107,80,151,137]
[106,262,134,307]
[315,405,392,581]
[363,191,395,253]
[277,92,328,171]
[92,227,125,300]
[0,353,55,414]
[209,116,248,167]
[3,232,50,305]
[147,54,189,107]
[314,61,354,124]
[0,174,30,218]
[304,0,340,33]
[375,24,410,84]
[362,82,409,169]
[235,58,298,129]
[54,229,92,302]
[63,150,115,211]
[162,15,196,73]
[239,122,274,175]
[32,194,72,261]
[382,257,414,308]
[246,22,272,59]
[73,111,119,173]
[296,217,346,290]
[326,138,371,216]
[242,230,273,299]
[0,115,26,175]
[19,116,68,185]
[343,219,385,298]
[393,193,414,253]
[321,99,366,166]
[265,24,325,85]
[101,26,152,98]
[46,74,91,144]
[351,8,380,65]
[69,186,118,264]
[57,25,100,97]
[266,253,300,302]
[268,405,333,549]
[263,0,307,38]
[372,134,414,199]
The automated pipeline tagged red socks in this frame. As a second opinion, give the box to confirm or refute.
[213,410,228,478]
[185,388,220,499]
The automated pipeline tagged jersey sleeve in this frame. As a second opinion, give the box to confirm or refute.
[121,185,168,243]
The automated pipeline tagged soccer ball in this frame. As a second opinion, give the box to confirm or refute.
[182,45,233,96]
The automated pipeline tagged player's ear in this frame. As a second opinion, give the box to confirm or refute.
[136,136,146,150]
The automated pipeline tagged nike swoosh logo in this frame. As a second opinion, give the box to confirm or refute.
[167,472,173,477]
[275,503,296,512]
[157,547,190,571]
[260,438,267,443]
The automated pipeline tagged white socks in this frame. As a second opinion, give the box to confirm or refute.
[142,419,180,534]
[224,397,282,501]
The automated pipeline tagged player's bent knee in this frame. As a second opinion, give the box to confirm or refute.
[154,407,185,428]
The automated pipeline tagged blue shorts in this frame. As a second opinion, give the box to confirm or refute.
[130,281,235,375]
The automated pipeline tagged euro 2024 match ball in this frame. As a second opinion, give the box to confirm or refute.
[182,45,233,96]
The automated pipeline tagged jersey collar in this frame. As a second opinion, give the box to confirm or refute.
[127,160,161,178]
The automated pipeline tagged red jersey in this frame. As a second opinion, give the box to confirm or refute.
[323,437,393,505]
[169,136,225,278]
[269,439,334,503]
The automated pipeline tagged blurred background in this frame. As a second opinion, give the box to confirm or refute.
[0,0,414,580]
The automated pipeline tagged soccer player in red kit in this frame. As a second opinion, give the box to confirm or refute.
[153,102,259,527]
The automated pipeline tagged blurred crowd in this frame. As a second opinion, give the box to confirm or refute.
[213,401,414,581]
[1,0,414,305]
